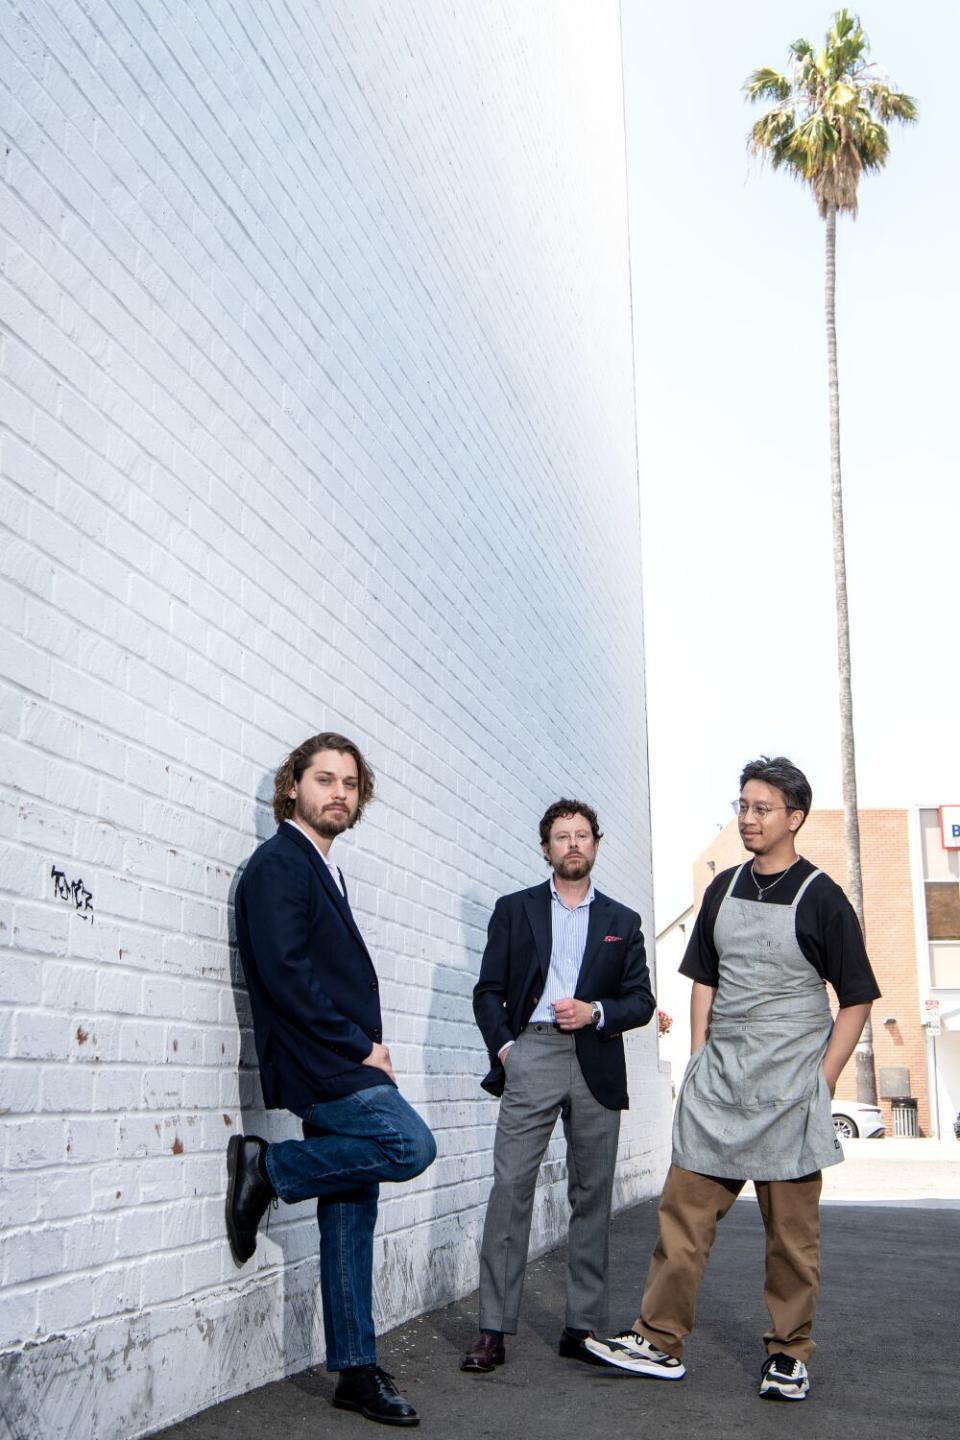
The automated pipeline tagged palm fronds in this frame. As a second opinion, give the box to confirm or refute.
[745,8,916,217]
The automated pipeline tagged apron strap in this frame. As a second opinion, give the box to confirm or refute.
[791,866,822,906]
[723,862,748,901]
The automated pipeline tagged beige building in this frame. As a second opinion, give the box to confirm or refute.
[913,806,960,1138]
[656,805,960,1138]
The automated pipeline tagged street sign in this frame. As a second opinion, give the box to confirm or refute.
[939,805,960,849]
[924,997,942,1036]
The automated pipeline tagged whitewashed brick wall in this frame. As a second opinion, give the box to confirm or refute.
[0,2,671,1435]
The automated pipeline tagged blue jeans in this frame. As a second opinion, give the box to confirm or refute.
[264,1084,436,1370]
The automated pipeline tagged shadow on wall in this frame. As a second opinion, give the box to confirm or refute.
[363,880,490,1352]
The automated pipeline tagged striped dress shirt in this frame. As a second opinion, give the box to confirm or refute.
[529,877,597,1024]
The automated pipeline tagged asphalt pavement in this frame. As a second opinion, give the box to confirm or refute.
[151,1142,959,1440]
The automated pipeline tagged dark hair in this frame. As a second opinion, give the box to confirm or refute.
[538,798,603,848]
[273,732,376,824]
[739,756,812,819]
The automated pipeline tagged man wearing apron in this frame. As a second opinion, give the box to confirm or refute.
[586,757,880,1402]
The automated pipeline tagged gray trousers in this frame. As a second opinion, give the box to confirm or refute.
[478,1027,621,1333]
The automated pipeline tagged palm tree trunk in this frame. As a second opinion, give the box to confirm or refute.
[824,201,878,1106]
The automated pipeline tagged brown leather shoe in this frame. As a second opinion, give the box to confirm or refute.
[460,1331,506,1373]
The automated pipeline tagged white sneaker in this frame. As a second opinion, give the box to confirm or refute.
[583,1330,686,1379]
[759,1352,810,1401]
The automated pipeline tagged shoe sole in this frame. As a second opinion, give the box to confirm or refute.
[583,1341,685,1380]
[759,1383,809,1402]
[225,1135,254,1267]
[459,1355,506,1373]
[332,1396,420,1426]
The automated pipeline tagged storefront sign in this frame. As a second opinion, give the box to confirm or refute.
[939,805,960,849]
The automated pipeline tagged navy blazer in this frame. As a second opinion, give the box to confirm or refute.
[235,822,390,1111]
[473,880,655,1110]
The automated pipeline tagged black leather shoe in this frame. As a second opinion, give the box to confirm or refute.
[460,1331,506,1373]
[225,1134,274,1264]
[333,1366,419,1426]
[558,1328,609,1366]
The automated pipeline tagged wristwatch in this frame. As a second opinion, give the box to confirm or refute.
[590,1001,602,1027]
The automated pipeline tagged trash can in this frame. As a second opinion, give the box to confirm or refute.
[891,1096,919,1137]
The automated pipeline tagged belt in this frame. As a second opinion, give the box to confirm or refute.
[528,1021,563,1034]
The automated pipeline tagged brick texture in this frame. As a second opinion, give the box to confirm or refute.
[801,810,928,1135]
[0,4,670,1437]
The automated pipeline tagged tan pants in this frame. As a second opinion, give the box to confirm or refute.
[636,1163,823,1363]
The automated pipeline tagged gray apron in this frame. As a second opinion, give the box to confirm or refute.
[672,863,842,1181]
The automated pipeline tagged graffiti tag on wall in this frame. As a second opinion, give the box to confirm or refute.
[51,865,94,922]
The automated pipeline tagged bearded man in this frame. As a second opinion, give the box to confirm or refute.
[460,799,655,1373]
[226,733,435,1428]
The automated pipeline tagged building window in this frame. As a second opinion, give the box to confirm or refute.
[925,882,960,941]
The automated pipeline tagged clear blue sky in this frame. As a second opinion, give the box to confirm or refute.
[621,0,960,923]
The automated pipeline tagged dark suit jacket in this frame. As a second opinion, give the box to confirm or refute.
[473,880,655,1110]
[235,822,390,1111]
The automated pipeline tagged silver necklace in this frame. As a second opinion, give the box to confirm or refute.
[750,856,799,900]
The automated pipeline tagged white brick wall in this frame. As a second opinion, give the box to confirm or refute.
[0,2,671,1435]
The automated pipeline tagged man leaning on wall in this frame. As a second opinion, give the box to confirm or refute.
[226,732,436,1428]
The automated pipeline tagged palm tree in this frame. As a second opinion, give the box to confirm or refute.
[745,11,916,1105]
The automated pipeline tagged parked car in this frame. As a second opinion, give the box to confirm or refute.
[831,1099,885,1139]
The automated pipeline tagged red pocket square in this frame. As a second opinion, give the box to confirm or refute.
[603,934,623,942]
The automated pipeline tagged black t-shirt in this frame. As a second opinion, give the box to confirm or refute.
[679,858,881,1008]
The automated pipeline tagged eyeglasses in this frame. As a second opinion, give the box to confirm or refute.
[731,801,790,820]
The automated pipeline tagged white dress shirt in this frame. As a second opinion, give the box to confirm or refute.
[284,818,346,896]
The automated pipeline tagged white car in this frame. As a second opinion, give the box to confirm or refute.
[831,1100,885,1139]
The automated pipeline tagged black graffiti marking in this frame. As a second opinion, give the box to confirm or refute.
[51,866,94,922]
